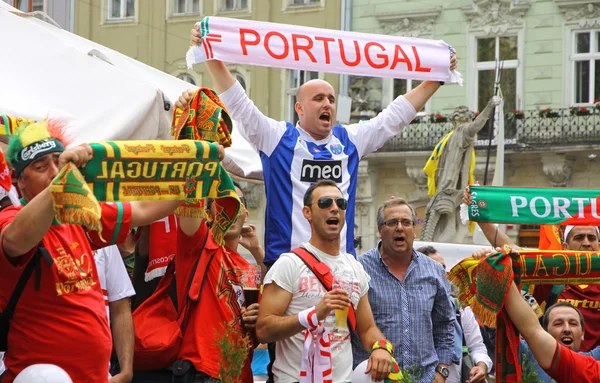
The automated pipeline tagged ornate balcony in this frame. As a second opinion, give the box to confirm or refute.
[377,108,600,152]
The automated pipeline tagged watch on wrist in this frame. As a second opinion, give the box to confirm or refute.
[436,366,449,379]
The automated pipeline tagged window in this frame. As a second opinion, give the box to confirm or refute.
[475,36,519,137]
[289,0,320,6]
[392,79,429,115]
[233,72,247,92]
[287,70,319,124]
[4,0,44,12]
[177,74,197,86]
[222,0,247,11]
[108,0,135,20]
[173,0,200,15]
[572,30,600,105]
[348,76,383,118]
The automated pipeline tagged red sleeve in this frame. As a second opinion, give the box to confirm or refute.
[176,218,210,261]
[87,202,133,248]
[545,343,600,383]
[0,207,37,267]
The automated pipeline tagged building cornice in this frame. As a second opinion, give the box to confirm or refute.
[375,7,441,38]
[554,0,600,27]
[462,0,533,35]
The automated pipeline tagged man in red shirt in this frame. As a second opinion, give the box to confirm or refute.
[176,182,265,383]
[504,275,600,382]
[0,122,200,383]
[464,186,600,351]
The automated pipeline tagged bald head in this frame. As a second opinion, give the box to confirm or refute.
[296,79,335,103]
[294,79,337,140]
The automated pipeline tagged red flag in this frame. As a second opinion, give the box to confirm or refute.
[145,214,178,282]
[0,151,12,193]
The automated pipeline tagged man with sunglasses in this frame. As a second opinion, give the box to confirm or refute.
[257,180,394,383]
[352,198,455,383]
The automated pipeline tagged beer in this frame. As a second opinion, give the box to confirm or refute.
[243,287,260,306]
[334,306,349,329]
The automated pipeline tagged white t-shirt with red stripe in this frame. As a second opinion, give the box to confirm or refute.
[263,242,370,383]
[93,246,135,321]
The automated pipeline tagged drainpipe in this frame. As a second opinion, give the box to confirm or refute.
[69,0,75,32]
[339,0,352,96]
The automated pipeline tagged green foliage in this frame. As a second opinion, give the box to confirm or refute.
[396,365,423,383]
[521,352,544,383]
[214,323,251,383]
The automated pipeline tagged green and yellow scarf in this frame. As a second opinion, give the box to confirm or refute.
[50,140,240,244]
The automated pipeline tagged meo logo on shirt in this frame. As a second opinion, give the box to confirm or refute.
[300,159,343,183]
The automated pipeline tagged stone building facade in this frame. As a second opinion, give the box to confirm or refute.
[349,0,600,252]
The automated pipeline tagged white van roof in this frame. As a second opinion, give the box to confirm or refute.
[413,241,492,271]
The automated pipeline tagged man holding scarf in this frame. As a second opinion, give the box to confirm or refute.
[185,25,458,265]
[0,121,213,383]
[473,250,600,383]
[463,186,600,352]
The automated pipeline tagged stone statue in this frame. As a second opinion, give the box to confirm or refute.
[420,96,502,243]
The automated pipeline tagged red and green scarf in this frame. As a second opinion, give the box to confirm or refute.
[450,248,600,382]
[171,87,233,147]
[462,185,600,225]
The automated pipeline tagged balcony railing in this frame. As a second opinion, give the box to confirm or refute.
[378,108,600,152]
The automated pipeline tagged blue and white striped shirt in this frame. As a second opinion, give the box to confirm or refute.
[351,245,455,383]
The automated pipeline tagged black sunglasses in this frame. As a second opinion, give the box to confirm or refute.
[308,196,348,211]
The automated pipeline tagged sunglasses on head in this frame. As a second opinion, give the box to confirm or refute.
[309,196,348,211]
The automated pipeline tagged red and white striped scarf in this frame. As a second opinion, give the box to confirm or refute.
[298,306,332,383]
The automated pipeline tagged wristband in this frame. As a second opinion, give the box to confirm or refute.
[439,81,445,86]
[371,339,394,355]
[298,306,319,331]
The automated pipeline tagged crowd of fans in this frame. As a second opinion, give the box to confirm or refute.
[1,23,598,383]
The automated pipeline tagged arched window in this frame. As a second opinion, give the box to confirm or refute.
[177,73,196,86]
[233,72,247,92]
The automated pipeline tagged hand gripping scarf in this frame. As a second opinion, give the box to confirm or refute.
[461,185,600,225]
[298,306,332,383]
[450,247,600,382]
[171,87,233,147]
[170,87,240,242]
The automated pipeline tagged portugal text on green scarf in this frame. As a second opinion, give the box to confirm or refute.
[463,185,600,225]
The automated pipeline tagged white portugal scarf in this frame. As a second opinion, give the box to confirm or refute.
[298,306,332,383]
[187,17,463,84]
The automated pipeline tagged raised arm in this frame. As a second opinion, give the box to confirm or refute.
[505,281,556,369]
[2,188,54,257]
[465,96,501,137]
[403,50,457,111]
[463,185,520,249]
[3,145,93,258]
[190,23,236,93]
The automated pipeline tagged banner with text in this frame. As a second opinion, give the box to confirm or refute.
[463,185,600,226]
[186,16,462,84]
